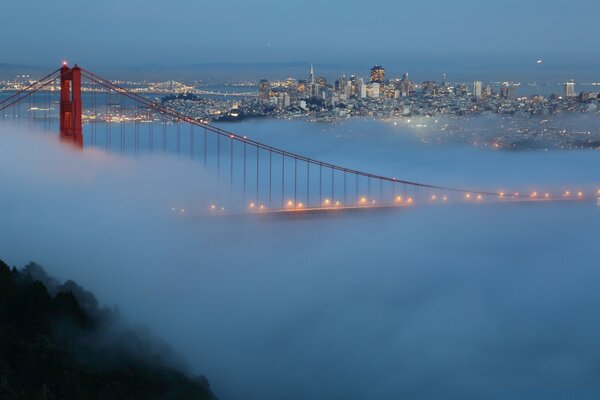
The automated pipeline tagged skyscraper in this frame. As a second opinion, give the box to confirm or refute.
[308,64,319,98]
[370,65,385,84]
[565,82,575,97]
[317,76,327,88]
[258,79,271,105]
[309,64,315,86]
[473,81,483,98]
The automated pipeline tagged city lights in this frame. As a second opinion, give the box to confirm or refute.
[7,65,597,221]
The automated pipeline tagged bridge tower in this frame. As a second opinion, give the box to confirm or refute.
[59,63,83,147]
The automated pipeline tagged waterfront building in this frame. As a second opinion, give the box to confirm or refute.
[565,82,575,97]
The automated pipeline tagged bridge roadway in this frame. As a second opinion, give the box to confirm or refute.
[182,196,593,219]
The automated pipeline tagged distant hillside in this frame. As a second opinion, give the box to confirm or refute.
[0,259,215,400]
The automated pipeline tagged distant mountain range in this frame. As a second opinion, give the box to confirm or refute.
[2,59,599,84]
[0,61,365,82]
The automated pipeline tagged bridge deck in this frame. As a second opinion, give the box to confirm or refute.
[183,197,593,219]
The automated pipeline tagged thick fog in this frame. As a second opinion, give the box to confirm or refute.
[1,118,599,400]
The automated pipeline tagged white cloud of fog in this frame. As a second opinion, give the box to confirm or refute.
[1,121,600,400]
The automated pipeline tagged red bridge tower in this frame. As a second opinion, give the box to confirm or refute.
[59,63,83,147]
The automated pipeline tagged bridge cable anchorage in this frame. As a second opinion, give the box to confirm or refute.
[78,68,503,198]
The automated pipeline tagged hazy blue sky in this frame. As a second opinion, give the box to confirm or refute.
[2,0,600,79]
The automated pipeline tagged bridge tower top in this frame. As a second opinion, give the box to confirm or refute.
[59,63,83,147]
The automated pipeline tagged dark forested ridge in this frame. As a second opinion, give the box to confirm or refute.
[0,259,215,400]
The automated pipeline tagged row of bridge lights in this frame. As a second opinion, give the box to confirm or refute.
[199,188,600,213]
[241,196,420,211]
[496,190,594,199]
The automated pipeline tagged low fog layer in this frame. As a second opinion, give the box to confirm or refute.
[1,121,599,400]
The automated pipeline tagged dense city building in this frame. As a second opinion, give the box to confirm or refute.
[565,81,576,97]
[258,79,270,105]
[473,81,483,99]
[370,65,385,84]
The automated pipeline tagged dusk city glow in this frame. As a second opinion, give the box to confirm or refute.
[0,1,599,400]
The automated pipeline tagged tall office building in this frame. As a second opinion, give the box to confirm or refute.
[370,65,385,84]
[296,80,307,96]
[308,64,319,98]
[565,82,575,97]
[366,82,380,98]
[258,79,271,105]
[317,76,327,88]
[357,78,366,99]
[473,81,483,98]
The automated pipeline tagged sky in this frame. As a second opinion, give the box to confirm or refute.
[2,0,600,80]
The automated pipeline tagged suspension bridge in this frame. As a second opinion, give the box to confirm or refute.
[0,63,596,216]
